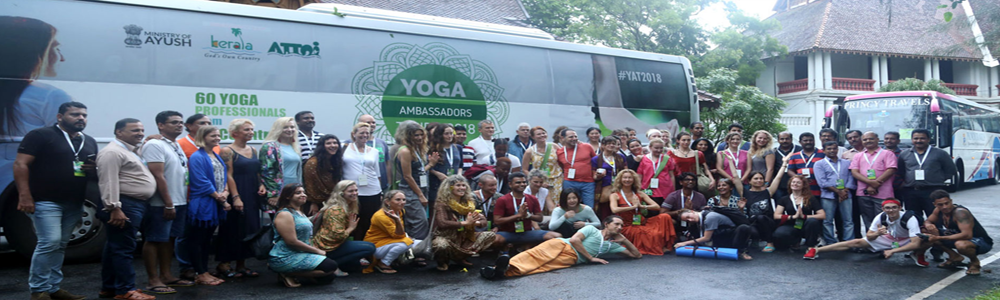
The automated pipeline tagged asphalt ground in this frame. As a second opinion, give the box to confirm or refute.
[1,182,998,299]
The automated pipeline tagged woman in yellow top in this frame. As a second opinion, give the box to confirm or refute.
[521,126,562,199]
[364,190,415,274]
[310,180,376,276]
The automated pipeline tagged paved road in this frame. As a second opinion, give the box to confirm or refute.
[1,183,998,300]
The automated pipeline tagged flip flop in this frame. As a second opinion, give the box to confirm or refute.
[333,269,350,277]
[237,269,260,278]
[937,259,967,269]
[145,286,176,294]
[164,279,195,287]
[762,246,776,253]
[966,265,982,276]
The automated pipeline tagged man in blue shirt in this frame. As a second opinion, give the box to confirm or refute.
[813,141,857,245]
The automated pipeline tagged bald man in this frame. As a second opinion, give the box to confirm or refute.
[849,131,897,230]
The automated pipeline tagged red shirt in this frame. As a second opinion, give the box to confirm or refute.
[638,154,677,198]
[493,193,541,233]
[556,143,596,182]
[668,151,705,175]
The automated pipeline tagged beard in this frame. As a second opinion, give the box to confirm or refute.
[60,119,86,132]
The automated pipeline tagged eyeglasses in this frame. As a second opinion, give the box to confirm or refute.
[883,206,900,210]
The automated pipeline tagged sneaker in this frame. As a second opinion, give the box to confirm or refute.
[912,252,930,267]
[479,266,496,279]
[495,254,511,275]
[803,248,818,260]
[50,289,86,300]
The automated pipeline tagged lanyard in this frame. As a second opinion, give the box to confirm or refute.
[596,231,610,256]
[824,158,840,179]
[650,153,668,178]
[680,190,691,209]
[351,142,374,172]
[789,194,803,214]
[164,138,187,167]
[479,190,493,215]
[445,146,455,169]
[801,151,817,168]
[299,130,317,151]
[60,128,85,160]
[512,195,525,214]
[517,139,531,152]
[497,179,504,194]
[603,154,617,176]
[620,190,638,211]
[863,149,883,168]
[724,149,738,164]
[563,144,579,166]
[914,146,932,169]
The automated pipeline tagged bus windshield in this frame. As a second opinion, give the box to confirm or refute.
[843,96,931,145]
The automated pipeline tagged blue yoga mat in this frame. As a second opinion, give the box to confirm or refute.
[675,245,739,260]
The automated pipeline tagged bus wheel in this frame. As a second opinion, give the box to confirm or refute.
[946,162,963,192]
[991,161,999,185]
[2,197,106,263]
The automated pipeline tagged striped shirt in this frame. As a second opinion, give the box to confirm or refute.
[462,145,476,168]
[787,149,826,196]
[297,130,323,159]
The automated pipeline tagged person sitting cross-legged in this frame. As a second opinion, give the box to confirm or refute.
[803,199,930,267]
[480,215,641,279]
[493,172,562,247]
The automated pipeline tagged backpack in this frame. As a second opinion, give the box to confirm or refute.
[880,210,922,232]
[706,206,750,226]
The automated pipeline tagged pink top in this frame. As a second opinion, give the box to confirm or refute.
[637,154,678,198]
[719,149,748,179]
[849,149,898,199]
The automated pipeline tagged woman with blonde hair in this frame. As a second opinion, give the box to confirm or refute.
[431,175,497,271]
[260,117,302,209]
[188,126,230,286]
[392,120,438,240]
[364,190,418,274]
[311,180,376,276]
[216,118,265,278]
[747,130,776,185]
[342,122,383,241]
[716,132,750,188]
[608,169,676,255]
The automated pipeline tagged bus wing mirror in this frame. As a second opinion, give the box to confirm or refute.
[932,112,953,149]
[823,105,838,129]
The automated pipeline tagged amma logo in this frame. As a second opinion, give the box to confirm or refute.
[351,42,509,140]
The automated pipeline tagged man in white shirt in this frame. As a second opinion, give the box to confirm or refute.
[479,138,522,169]
[468,119,496,164]
[804,199,930,267]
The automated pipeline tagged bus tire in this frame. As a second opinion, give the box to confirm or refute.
[946,162,963,192]
[991,161,999,185]
[2,197,106,263]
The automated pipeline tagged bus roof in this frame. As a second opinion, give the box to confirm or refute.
[97,0,691,66]
[844,91,999,112]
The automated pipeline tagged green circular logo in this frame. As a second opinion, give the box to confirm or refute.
[381,65,487,137]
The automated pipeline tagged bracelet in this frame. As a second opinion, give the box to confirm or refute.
[233,195,241,199]
[165,207,175,210]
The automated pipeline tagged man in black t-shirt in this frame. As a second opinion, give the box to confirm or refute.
[14,101,96,300]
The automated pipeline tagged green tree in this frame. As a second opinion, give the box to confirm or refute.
[877,78,957,95]
[697,68,787,141]
[521,0,715,57]
[694,5,787,85]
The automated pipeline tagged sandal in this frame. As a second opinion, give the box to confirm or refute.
[333,269,350,277]
[375,263,397,274]
[966,264,982,276]
[762,246,776,253]
[237,269,260,278]
[436,261,449,271]
[740,253,754,261]
[196,279,222,286]
[164,279,195,287]
[144,286,176,294]
[937,259,967,269]
[414,258,429,267]
[277,273,301,288]
[359,258,371,267]
[113,290,155,300]
[216,265,242,278]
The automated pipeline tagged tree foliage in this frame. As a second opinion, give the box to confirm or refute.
[694,4,788,85]
[877,78,957,95]
[521,0,715,57]
[697,68,787,141]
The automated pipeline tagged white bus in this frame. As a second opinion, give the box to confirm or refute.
[826,91,1000,191]
[0,0,697,260]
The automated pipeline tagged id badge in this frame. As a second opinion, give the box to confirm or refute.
[642,189,653,196]
[73,161,85,177]
[867,169,877,180]
[632,214,641,225]
[801,168,811,177]
[457,216,466,232]
[915,170,925,181]
[836,179,845,189]
[794,218,804,229]
[680,220,688,227]
[448,168,456,175]
[891,241,900,249]
[736,170,743,179]
[650,178,659,189]
[184,170,189,187]
[358,174,369,186]
[514,221,525,233]
[378,148,385,163]
[567,168,576,179]
[487,221,492,230]
[419,173,429,188]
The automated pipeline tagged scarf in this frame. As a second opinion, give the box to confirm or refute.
[447,195,477,237]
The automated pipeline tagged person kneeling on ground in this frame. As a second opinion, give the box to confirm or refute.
[673,209,756,260]
[480,215,641,279]
[269,184,341,288]
[803,199,930,266]
[923,190,993,276]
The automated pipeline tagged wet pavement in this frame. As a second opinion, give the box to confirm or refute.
[1,183,999,299]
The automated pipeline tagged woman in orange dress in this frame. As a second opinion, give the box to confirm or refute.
[608,169,676,255]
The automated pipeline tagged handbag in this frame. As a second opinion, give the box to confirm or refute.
[244,210,274,260]
[694,151,714,192]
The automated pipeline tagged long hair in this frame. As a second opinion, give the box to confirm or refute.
[723,132,743,150]
[321,180,358,215]
[598,136,626,172]
[427,122,453,153]
[787,175,813,208]
[748,130,774,158]
[552,126,569,144]
[0,17,57,136]
[610,169,642,194]
[276,183,305,212]
[694,138,717,167]
[559,188,583,211]
[314,134,344,183]
[264,117,300,154]
[436,175,473,206]
[381,190,405,211]
[393,120,426,162]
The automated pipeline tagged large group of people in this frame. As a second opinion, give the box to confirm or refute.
[13,102,993,299]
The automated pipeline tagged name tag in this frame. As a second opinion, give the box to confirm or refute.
[419,173,429,188]
[567,168,576,179]
[358,173,369,186]
[801,168,811,177]
[447,169,455,175]
[378,148,385,163]
[736,170,743,178]
[650,178,659,189]
[867,169,877,180]
[642,189,653,196]
[680,220,688,227]
[836,179,845,189]
[915,170,925,181]
[632,214,641,225]
[73,161,85,177]
[514,221,525,233]
[457,216,466,232]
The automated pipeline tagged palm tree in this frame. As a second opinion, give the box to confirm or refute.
[231,28,243,49]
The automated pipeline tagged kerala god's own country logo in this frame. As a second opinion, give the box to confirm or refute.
[203,28,260,62]
[351,42,509,140]
[268,41,321,58]
[123,24,192,49]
